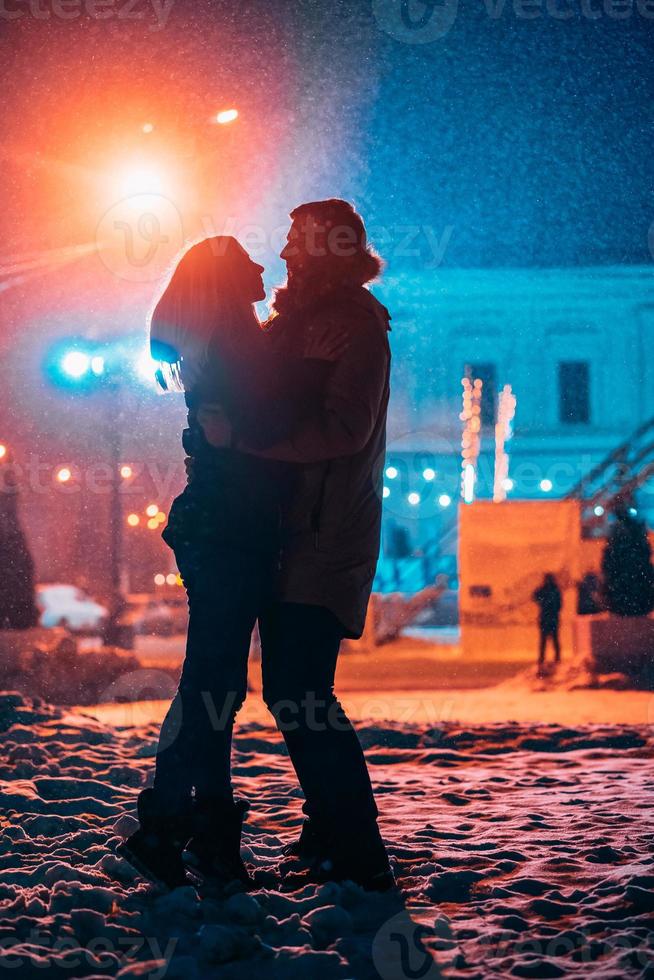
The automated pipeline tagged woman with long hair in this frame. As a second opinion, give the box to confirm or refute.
[189,201,394,893]
[118,235,341,889]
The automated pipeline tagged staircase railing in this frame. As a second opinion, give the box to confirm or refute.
[375,520,458,593]
[564,416,654,534]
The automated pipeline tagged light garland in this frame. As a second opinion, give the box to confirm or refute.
[460,375,482,503]
[493,384,517,502]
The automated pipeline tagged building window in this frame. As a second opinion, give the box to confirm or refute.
[466,363,497,427]
[559,361,590,424]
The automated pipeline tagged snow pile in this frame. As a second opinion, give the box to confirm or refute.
[0,631,177,705]
[1,691,653,978]
[495,647,654,695]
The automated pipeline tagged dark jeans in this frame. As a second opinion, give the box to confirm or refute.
[538,626,561,664]
[259,602,378,830]
[153,547,271,810]
[153,552,378,831]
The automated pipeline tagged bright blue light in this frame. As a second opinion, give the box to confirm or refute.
[135,349,159,385]
[61,351,91,379]
[46,336,163,394]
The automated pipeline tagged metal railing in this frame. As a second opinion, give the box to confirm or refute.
[375,520,458,593]
[564,417,654,534]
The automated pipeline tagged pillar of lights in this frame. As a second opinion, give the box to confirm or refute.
[460,375,482,504]
[493,384,517,502]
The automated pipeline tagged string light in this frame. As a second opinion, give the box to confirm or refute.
[463,463,476,504]
[460,374,482,503]
[493,384,517,502]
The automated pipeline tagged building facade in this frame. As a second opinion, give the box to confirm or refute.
[374,265,654,589]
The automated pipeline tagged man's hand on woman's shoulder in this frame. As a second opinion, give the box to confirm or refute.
[303,312,350,362]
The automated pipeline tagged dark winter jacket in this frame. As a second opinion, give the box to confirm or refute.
[164,334,331,560]
[249,286,392,638]
[533,582,562,631]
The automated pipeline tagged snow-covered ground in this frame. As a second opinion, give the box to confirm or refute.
[1,690,653,979]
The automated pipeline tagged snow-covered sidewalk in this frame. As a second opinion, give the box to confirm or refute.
[1,691,653,979]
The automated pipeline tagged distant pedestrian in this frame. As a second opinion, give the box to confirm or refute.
[532,573,562,676]
[577,570,603,615]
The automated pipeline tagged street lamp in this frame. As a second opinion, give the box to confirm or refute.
[45,336,159,646]
[215,109,238,125]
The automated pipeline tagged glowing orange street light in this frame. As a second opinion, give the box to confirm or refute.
[142,122,154,134]
[127,513,140,527]
[120,465,133,479]
[154,573,166,586]
[215,108,238,125]
[0,444,7,460]
[147,518,159,530]
[118,166,166,198]
[56,467,72,484]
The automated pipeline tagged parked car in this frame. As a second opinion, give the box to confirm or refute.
[37,584,108,634]
[121,594,187,637]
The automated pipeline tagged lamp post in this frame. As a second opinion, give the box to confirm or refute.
[45,336,157,646]
[102,379,128,647]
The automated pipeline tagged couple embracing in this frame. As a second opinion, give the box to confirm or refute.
[119,199,393,893]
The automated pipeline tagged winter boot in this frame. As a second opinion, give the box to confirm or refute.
[117,788,193,890]
[184,797,252,888]
[282,818,328,861]
[313,820,395,892]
